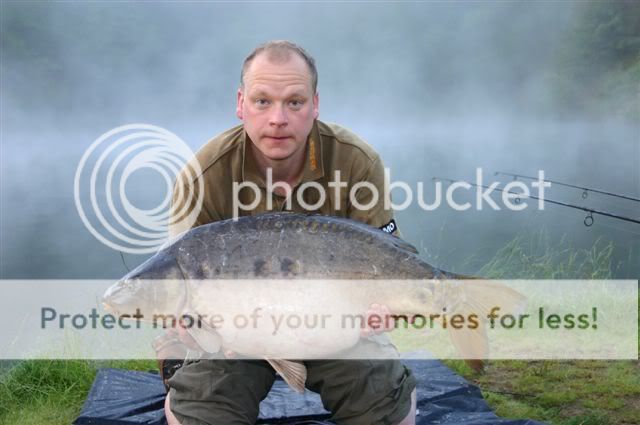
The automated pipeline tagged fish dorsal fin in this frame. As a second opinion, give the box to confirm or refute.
[390,237,419,254]
[299,213,420,255]
[267,359,307,394]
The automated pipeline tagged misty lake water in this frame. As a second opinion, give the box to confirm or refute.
[2,117,638,279]
[1,2,638,279]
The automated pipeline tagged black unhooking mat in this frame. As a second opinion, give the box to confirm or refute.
[73,360,545,425]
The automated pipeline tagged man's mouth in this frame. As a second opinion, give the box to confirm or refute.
[265,136,291,142]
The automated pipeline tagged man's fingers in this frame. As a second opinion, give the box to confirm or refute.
[360,326,374,338]
[380,305,393,331]
[361,303,395,337]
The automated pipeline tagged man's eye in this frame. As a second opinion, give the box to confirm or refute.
[255,99,269,106]
[289,100,304,108]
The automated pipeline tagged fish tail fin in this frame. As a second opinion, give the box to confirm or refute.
[447,326,487,372]
[447,279,527,372]
[463,280,527,317]
[267,359,307,394]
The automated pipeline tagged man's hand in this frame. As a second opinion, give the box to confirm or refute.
[360,303,396,337]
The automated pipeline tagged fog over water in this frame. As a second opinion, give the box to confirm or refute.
[2,2,638,279]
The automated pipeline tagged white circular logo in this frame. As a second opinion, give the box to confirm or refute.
[74,124,203,254]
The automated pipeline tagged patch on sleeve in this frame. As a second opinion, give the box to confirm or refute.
[379,219,397,234]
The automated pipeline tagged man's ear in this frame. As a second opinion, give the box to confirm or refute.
[313,92,319,119]
[236,88,244,120]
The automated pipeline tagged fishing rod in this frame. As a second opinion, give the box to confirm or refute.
[494,171,640,203]
[432,176,640,226]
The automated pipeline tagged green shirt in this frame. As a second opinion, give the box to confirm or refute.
[170,119,396,236]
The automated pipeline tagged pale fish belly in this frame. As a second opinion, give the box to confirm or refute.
[187,280,370,358]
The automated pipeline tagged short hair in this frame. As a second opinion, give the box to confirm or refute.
[240,40,318,93]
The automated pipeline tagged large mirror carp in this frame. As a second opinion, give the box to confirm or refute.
[103,213,524,392]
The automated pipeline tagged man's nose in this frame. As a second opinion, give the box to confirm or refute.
[269,105,288,127]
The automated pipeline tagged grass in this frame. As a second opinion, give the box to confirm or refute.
[0,359,157,425]
[442,359,640,425]
[477,232,618,279]
[443,231,640,425]
[0,231,637,424]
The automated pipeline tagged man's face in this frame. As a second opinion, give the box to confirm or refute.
[236,53,319,161]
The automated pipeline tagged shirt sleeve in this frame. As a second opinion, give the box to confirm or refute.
[347,155,400,237]
[168,173,221,237]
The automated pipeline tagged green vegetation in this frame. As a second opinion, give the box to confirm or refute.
[550,0,640,120]
[478,232,617,279]
[445,230,640,425]
[445,359,640,425]
[0,359,156,425]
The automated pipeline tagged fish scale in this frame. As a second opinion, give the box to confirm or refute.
[182,213,436,280]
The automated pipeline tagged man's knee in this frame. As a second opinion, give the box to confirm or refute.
[165,393,182,425]
[305,358,416,425]
[167,359,276,425]
[394,388,416,425]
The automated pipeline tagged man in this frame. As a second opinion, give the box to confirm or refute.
[164,40,417,425]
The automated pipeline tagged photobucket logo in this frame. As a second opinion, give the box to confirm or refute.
[232,168,550,218]
[74,124,203,254]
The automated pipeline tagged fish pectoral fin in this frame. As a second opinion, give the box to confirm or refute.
[186,322,222,353]
[267,359,307,394]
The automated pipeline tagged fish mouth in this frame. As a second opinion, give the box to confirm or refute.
[101,277,139,316]
[101,288,121,315]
